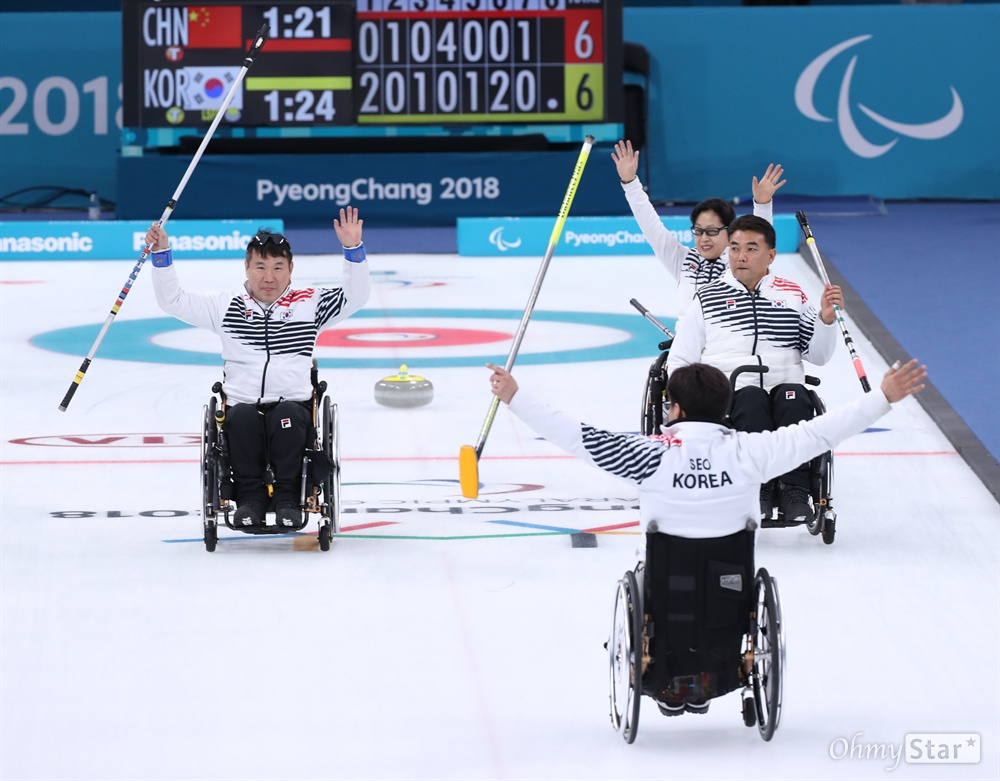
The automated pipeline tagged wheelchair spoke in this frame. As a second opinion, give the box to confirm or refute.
[753,569,783,740]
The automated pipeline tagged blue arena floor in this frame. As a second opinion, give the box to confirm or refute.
[786,200,1000,492]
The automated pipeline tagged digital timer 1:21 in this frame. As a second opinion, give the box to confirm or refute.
[260,5,337,38]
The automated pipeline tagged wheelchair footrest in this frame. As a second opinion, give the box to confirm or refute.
[642,671,731,704]
[227,520,309,535]
[761,517,807,529]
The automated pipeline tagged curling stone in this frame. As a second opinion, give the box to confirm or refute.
[374,364,434,408]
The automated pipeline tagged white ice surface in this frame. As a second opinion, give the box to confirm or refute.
[1,249,997,781]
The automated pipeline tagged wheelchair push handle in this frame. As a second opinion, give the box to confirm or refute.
[630,298,651,317]
[729,364,821,388]
[729,364,769,388]
[309,359,328,396]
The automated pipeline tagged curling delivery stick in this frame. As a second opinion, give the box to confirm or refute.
[459,135,595,498]
[796,210,871,393]
[58,25,269,412]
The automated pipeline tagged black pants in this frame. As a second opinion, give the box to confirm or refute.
[643,529,755,702]
[224,401,311,504]
[730,384,814,487]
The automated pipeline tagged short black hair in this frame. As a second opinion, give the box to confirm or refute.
[667,363,732,423]
[728,214,776,249]
[690,198,736,229]
[246,228,293,264]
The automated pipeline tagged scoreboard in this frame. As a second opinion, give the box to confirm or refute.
[122,0,622,132]
[355,0,609,124]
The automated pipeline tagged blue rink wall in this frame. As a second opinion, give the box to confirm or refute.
[622,4,1000,204]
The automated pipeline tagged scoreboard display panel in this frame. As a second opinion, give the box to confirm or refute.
[121,0,622,131]
[355,0,609,124]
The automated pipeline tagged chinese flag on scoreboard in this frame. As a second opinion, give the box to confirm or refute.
[186,6,243,49]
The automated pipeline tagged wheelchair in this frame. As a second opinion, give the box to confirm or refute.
[639,338,672,438]
[199,362,341,552]
[632,298,674,438]
[728,365,837,545]
[640,352,837,545]
[608,525,785,744]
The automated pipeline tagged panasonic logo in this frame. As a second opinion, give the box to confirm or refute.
[0,233,94,253]
[132,230,250,252]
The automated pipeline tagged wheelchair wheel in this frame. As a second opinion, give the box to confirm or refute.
[200,402,215,520]
[822,515,837,545]
[742,694,757,728]
[322,396,341,534]
[200,401,220,552]
[609,568,643,743]
[821,455,836,544]
[807,455,824,535]
[752,569,785,741]
[204,522,217,552]
[807,453,836,543]
[640,355,668,436]
[318,523,332,552]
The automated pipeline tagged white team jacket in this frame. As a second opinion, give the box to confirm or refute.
[622,177,772,315]
[152,260,370,404]
[667,269,837,391]
[508,387,890,538]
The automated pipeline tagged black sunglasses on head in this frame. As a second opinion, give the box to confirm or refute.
[250,229,288,247]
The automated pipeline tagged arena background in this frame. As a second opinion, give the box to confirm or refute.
[1,2,998,779]
[1,0,997,487]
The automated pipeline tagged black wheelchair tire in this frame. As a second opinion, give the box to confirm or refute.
[753,568,784,741]
[640,355,668,437]
[322,397,341,534]
[204,522,217,553]
[201,401,218,522]
[609,569,643,744]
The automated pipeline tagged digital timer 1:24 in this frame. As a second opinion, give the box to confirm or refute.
[262,89,338,122]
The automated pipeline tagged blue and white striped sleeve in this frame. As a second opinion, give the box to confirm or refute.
[508,388,664,484]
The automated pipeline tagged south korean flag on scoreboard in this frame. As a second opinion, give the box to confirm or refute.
[182,67,243,111]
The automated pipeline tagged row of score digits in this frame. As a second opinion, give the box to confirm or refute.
[122,0,620,129]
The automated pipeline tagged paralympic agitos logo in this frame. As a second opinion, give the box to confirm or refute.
[488,227,522,252]
[795,35,963,159]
